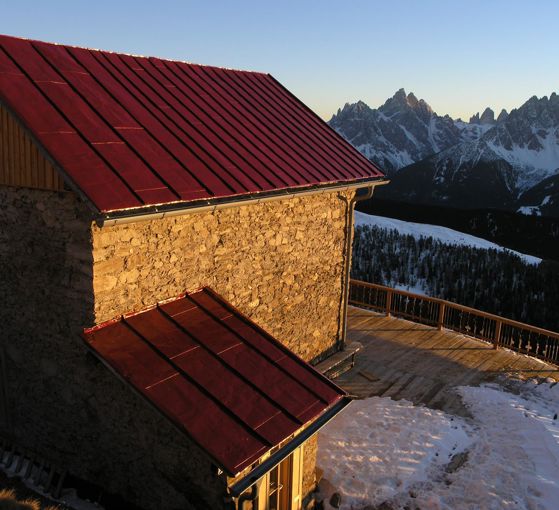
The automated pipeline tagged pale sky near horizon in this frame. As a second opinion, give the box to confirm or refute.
[1,0,557,121]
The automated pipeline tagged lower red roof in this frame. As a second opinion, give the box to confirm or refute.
[83,288,345,475]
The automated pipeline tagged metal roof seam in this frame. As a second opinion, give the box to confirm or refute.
[0,34,269,75]
[32,42,183,202]
[135,57,288,191]
[0,42,145,206]
[190,290,334,406]
[82,331,243,477]
[161,60,302,187]
[248,73,369,179]
[107,51,258,194]
[120,317,276,448]
[151,58,298,190]
[200,287,349,398]
[88,49,233,196]
[265,75,375,175]
[266,74,381,174]
[213,67,337,183]
[83,288,348,475]
[156,303,305,426]
[0,95,100,215]
[121,54,270,192]
[185,64,327,186]
[235,71,350,181]
[0,34,384,213]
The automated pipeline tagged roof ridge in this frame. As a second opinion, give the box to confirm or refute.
[0,33,268,75]
[0,34,385,213]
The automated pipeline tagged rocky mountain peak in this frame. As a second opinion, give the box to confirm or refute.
[497,109,509,122]
[329,90,464,174]
[470,108,497,125]
[330,90,559,215]
[469,112,480,124]
[480,107,496,125]
[385,89,433,113]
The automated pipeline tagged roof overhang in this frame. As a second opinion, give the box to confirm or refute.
[228,396,352,497]
[83,287,349,477]
[96,177,389,227]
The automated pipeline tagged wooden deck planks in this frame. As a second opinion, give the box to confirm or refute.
[340,307,559,414]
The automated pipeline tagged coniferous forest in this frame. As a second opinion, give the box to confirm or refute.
[351,224,559,332]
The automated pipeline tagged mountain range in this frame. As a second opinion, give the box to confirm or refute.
[329,90,559,216]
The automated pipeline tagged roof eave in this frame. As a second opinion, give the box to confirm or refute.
[96,177,389,227]
[228,396,352,497]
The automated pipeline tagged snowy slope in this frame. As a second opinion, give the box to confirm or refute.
[355,211,542,265]
[317,379,559,510]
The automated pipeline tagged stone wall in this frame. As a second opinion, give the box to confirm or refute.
[92,190,355,363]
[1,185,356,509]
[0,186,227,509]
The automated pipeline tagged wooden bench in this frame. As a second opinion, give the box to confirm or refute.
[315,341,362,379]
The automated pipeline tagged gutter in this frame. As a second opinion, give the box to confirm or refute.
[229,397,352,499]
[95,179,388,227]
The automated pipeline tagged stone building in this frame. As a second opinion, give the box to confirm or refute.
[0,34,385,509]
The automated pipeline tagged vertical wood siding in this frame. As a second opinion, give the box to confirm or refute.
[0,104,65,191]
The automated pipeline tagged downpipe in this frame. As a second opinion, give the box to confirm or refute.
[337,185,375,350]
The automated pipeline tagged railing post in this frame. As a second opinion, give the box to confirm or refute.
[494,320,502,350]
[385,290,392,317]
[437,302,445,331]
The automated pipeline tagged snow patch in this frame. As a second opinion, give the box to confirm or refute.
[317,398,472,509]
[318,380,559,509]
[517,205,543,216]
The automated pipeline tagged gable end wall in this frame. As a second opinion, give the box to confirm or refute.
[92,189,356,364]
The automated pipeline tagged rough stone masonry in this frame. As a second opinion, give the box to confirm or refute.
[1,184,356,509]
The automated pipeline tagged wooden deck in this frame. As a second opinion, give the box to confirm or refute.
[337,307,559,416]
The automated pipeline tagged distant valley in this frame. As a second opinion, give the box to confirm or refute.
[330,90,559,217]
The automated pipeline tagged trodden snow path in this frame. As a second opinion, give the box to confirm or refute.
[317,379,559,510]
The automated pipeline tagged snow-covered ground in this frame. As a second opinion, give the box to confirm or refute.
[355,212,542,266]
[318,379,559,509]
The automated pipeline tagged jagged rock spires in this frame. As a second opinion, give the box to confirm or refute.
[480,107,496,125]
[331,91,559,215]
[497,109,509,122]
[329,89,463,175]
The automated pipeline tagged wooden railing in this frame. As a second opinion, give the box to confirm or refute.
[349,279,559,365]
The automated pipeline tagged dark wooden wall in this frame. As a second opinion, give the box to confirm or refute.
[0,104,65,191]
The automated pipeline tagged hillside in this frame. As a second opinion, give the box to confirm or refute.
[357,199,559,261]
[355,212,541,265]
[352,213,559,331]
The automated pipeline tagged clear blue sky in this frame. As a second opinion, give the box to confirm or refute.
[1,0,557,121]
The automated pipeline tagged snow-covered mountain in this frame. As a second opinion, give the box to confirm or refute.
[329,89,495,174]
[373,93,559,213]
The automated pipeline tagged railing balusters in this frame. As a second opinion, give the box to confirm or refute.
[385,289,392,317]
[349,279,559,365]
[494,320,502,350]
[437,302,445,331]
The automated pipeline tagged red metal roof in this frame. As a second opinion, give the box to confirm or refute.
[0,35,384,213]
[83,288,345,475]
